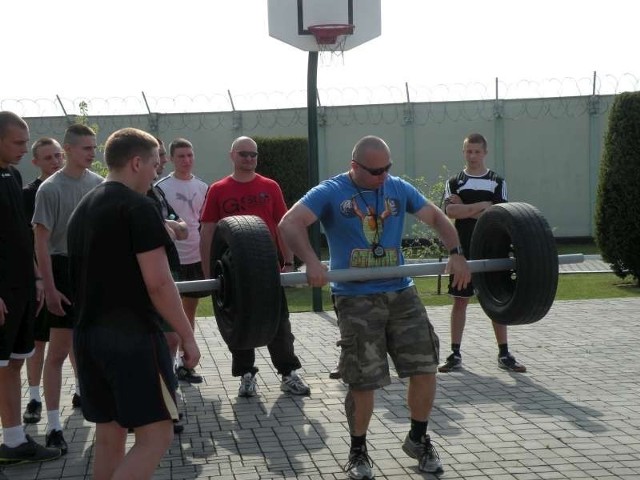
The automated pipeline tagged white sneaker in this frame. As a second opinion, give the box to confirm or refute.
[402,433,444,474]
[281,370,311,395]
[344,447,374,480]
[238,372,257,397]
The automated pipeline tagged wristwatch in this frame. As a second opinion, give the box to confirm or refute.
[449,246,464,256]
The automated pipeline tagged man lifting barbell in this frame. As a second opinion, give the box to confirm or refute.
[279,135,471,479]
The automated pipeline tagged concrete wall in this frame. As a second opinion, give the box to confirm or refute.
[17,94,614,238]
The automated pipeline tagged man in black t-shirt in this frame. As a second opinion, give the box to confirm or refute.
[439,133,526,374]
[146,138,188,434]
[67,127,200,479]
[22,138,63,224]
[0,111,61,464]
[146,138,187,277]
[21,137,64,425]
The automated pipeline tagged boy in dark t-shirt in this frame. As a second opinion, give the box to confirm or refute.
[146,139,188,434]
[67,127,200,479]
[0,111,61,465]
[439,133,526,374]
[22,137,63,425]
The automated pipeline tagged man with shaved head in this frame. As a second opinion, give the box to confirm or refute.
[0,111,61,464]
[200,136,310,398]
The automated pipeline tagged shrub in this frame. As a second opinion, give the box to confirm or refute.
[75,101,108,177]
[253,136,309,207]
[401,166,451,259]
[595,92,640,285]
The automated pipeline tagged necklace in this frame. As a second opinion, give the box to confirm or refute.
[348,173,385,258]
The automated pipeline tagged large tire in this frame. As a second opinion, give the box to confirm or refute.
[210,215,281,349]
[470,202,558,325]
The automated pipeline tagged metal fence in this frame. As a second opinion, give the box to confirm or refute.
[6,74,639,238]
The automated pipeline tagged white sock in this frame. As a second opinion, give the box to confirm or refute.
[75,381,81,396]
[29,386,42,402]
[175,354,184,368]
[46,410,62,433]
[2,425,27,448]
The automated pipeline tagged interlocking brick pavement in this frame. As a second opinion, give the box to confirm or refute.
[2,297,639,479]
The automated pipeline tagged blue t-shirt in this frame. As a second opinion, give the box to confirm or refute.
[301,172,428,295]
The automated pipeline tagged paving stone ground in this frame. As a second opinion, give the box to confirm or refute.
[2,260,639,479]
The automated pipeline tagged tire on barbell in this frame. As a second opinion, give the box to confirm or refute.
[210,215,281,349]
[469,202,558,325]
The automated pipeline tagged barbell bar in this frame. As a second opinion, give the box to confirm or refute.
[185,203,575,348]
[176,254,584,294]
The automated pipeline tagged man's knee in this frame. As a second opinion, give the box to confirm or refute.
[135,420,174,450]
[453,296,470,308]
[8,358,25,372]
[409,374,437,400]
[46,347,70,365]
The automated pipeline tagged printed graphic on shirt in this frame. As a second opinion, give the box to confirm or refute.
[339,193,401,268]
[222,192,271,215]
[175,191,200,216]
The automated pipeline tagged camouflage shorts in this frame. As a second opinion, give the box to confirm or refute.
[332,286,440,390]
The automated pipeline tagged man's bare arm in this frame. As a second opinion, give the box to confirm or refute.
[165,219,188,241]
[34,224,69,316]
[279,202,328,287]
[414,203,471,289]
[445,198,493,220]
[199,221,216,278]
[137,247,200,369]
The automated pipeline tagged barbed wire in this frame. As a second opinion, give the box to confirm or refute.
[2,74,636,135]
[14,98,617,137]
[2,73,638,118]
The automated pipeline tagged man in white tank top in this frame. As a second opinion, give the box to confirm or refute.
[155,138,208,384]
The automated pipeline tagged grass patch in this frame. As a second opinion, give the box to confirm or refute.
[196,272,640,316]
[554,273,640,300]
[556,243,600,255]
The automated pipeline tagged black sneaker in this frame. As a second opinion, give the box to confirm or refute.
[344,447,374,480]
[0,435,61,465]
[173,420,184,434]
[45,430,68,455]
[438,353,462,373]
[23,399,42,424]
[72,393,82,408]
[328,363,341,380]
[498,354,527,372]
[176,366,203,384]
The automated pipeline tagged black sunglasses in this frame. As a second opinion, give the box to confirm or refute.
[353,160,392,176]
[237,151,258,158]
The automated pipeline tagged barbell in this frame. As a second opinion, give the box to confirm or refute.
[177,202,580,350]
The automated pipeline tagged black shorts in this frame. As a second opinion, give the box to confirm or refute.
[74,326,179,428]
[33,308,50,342]
[0,288,35,366]
[48,255,76,329]
[448,274,475,298]
[174,262,208,299]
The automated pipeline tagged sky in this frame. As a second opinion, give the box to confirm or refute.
[2,0,639,115]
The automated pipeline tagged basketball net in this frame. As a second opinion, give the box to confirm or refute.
[309,24,354,66]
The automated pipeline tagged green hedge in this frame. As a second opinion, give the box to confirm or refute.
[595,92,640,285]
[254,136,309,207]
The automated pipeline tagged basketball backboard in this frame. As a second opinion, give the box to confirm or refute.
[268,0,381,52]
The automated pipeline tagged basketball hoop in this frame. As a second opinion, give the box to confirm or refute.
[308,24,355,61]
